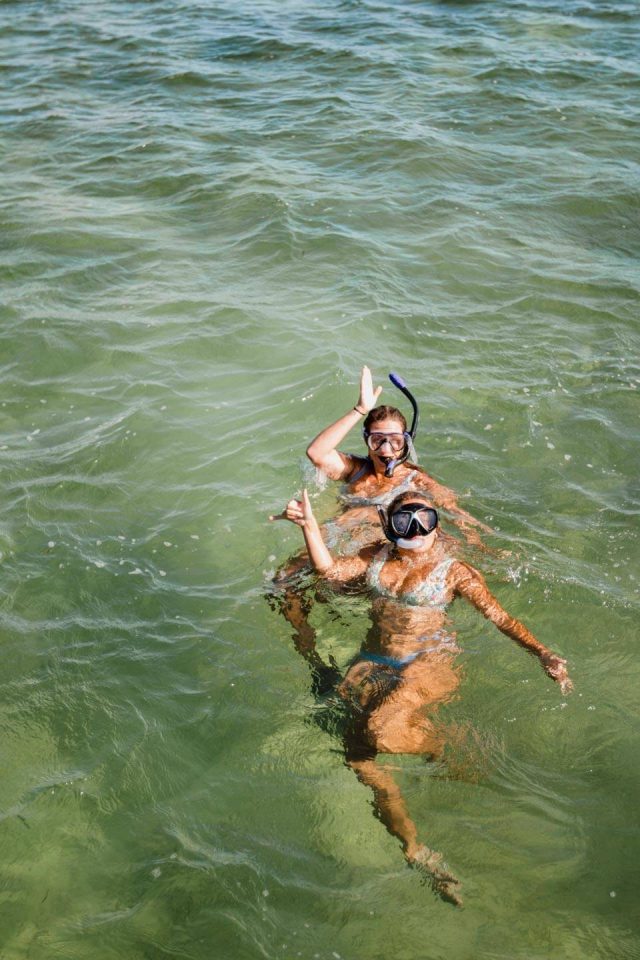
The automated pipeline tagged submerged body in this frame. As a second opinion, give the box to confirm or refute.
[323,533,570,756]
[272,488,572,903]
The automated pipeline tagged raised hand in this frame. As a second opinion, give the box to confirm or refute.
[269,489,316,528]
[358,365,383,413]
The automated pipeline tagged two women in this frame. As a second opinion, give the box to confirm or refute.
[270,366,572,904]
[304,365,490,549]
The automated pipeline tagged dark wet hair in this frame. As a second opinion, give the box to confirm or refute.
[387,489,434,514]
[363,405,407,433]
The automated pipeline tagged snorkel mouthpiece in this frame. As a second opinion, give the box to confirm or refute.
[383,372,420,477]
[394,537,423,550]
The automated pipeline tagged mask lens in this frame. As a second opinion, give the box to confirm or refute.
[391,510,413,535]
[366,432,405,452]
[390,506,438,538]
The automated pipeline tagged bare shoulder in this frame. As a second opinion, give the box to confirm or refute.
[409,466,455,500]
[327,545,375,583]
[360,543,383,564]
[449,559,487,591]
[342,454,370,484]
[318,451,359,482]
[407,463,437,485]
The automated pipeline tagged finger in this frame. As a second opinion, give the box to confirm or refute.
[302,488,312,514]
[269,512,287,521]
[373,385,383,401]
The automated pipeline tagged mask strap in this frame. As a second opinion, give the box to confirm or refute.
[376,505,390,539]
[405,434,418,464]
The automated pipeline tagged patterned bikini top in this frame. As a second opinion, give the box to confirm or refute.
[340,459,420,508]
[366,545,455,609]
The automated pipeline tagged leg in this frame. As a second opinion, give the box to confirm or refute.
[345,754,462,907]
[365,656,460,756]
[339,657,463,904]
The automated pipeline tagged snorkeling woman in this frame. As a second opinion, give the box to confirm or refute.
[305,365,490,548]
[275,488,572,904]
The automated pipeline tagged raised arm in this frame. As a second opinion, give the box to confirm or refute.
[270,490,369,582]
[452,561,572,693]
[306,366,382,480]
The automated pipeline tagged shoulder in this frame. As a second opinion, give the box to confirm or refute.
[448,559,487,592]
[405,464,438,486]
[327,546,374,582]
[343,455,371,483]
[360,543,385,565]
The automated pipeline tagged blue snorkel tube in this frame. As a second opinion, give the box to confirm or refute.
[384,372,420,478]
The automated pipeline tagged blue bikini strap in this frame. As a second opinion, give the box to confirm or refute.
[347,456,372,483]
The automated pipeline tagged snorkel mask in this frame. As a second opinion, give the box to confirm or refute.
[377,501,439,550]
[363,372,420,478]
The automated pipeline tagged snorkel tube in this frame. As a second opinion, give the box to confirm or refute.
[383,372,420,477]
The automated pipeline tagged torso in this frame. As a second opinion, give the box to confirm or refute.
[366,544,455,608]
[354,541,461,662]
[340,457,424,507]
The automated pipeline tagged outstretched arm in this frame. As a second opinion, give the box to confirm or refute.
[413,472,493,546]
[306,366,382,479]
[453,562,573,693]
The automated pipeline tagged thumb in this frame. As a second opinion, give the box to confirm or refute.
[302,488,313,515]
[373,385,383,401]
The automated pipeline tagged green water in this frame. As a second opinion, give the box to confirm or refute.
[1,1,639,956]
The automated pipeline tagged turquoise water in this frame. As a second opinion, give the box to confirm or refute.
[1,0,639,955]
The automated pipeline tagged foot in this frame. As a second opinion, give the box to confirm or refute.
[407,845,463,907]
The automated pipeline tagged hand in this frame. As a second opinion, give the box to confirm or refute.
[269,489,316,528]
[357,365,382,413]
[541,653,573,694]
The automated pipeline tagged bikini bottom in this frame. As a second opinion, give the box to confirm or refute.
[341,632,459,712]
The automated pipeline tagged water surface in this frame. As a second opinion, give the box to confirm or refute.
[1,1,639,957]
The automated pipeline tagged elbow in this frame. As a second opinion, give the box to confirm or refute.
[305,442,322,467]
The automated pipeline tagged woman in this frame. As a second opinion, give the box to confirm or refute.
[276,487,572,904]
[305,365,490,548]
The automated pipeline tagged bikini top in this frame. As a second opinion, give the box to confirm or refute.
[366,545,455,609]
[340,458,420,508]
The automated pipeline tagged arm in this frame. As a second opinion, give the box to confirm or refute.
[270,490,369,582]
[453,561,573,693]
[306,366,382,480]
[413,470,493,541]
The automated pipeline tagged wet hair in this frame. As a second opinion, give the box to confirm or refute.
[363,405,407,433]
[387,489,434,515]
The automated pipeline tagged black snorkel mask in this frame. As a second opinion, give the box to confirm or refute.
[363,372,420,478]
[377,501,439,550]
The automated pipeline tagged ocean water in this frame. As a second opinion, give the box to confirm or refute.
[1,0,639,956]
